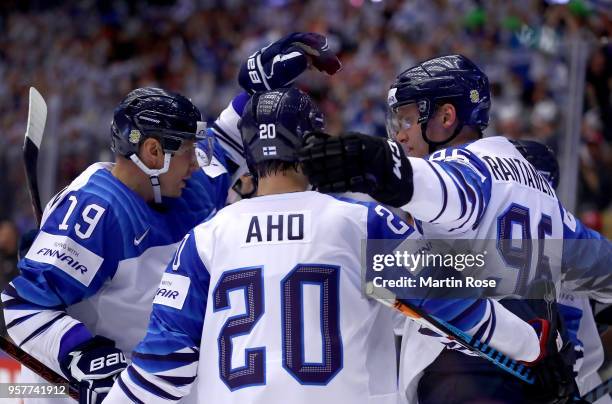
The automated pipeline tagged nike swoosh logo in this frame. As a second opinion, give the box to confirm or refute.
[134,227,150,246]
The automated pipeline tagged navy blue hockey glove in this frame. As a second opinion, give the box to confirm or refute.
[60,336,127,404]
[298,132,414,207]
[523,318,581,404]
[239,32,341,94]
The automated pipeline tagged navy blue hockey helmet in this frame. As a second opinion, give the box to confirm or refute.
[512,140,560,189]
[239,87,325,175]
[111,87,205,157]
[387,54,491,150]
[110,87,211,203]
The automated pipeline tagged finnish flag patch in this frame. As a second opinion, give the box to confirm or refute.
[263,146,277,156]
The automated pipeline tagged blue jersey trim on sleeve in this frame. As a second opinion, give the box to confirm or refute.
[127,366,182,400]
[132,230,210,376]
[19,312,67,347]
[232,92,250,116]
[57,323,93,362]
[330,196,414,240]
[117,375,145,404]
[428,146,493,231]
[426,161,448,223]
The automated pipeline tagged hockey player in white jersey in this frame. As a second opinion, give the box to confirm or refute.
[103,87,543,404]
[1,33,342,404]
[298,54,612,403]
[515,140,612,403]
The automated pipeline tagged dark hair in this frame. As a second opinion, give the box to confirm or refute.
[251,160,300,179]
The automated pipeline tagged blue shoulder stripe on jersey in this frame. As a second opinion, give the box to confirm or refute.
[426,161,448,223]
[330,195,414,240]
[117,375,145,404]
[19,312,67,347]
[441,163,478,232]
[5,313,38,330]
[443,167,467,220]
[87,171,152,260]
[127,366,181,400]
[429,146,492,229]
[157,374,197,387]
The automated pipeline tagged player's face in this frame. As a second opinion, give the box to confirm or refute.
[389,104,429,157]
[160,140,199,197]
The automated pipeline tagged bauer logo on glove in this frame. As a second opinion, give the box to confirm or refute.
[239,32,341,94]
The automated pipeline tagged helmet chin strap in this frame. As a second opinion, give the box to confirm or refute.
[421,121,464,155]
[130,153,172,203]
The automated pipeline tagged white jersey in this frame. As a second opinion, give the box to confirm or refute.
[105,191,415,404]
[405,136,563,295]
[558,293,611,403]
[397,136,612,402]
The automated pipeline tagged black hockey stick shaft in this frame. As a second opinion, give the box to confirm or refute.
[0,87,80,401]
[23,136,43,226]
[23,87,47,227]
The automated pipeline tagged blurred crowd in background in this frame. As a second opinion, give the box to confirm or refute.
[0,0,611,281]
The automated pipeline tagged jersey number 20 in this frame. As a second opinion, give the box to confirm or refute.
[213,265,342,390]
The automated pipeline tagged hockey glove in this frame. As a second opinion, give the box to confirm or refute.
[238,32,341,94]
[298,132,414,207]
[60,335,127,404]
[523,319,580,404]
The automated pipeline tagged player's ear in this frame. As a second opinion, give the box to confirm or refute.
[139,138,164,169]
[440,103,457,129]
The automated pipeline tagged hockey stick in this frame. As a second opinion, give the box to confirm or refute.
[0,87,80,401]
[0,336,78,400]
[23,86,47,227]
[581,377,612,402]
[367,283,536,384]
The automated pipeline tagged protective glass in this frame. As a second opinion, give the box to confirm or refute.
[386,104,419,140]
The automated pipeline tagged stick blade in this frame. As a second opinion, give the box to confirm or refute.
[25,87,47,149]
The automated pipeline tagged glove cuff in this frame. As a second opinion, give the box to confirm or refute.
[60,335,116,379]
[523,319,562,366]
